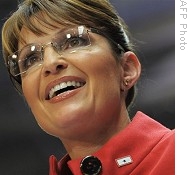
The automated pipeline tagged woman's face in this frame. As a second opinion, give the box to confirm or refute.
[20,21,127,139]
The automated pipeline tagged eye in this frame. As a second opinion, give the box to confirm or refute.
[19,52,42,73]
[60,36,90,52]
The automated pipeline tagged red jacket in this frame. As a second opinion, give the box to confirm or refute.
[49,111,175,175]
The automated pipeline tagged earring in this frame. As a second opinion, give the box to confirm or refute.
[125,79,129,86]
[121,79,129,91]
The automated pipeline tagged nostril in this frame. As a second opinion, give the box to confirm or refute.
[43,64,68,77]
[56,64,66,71]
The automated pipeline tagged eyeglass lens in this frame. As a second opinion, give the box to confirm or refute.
[8,25,91,76]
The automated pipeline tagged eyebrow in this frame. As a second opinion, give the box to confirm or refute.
[20,26,74,48]
[18,25,86,51]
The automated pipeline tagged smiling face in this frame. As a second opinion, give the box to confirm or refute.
[19,19,138,142]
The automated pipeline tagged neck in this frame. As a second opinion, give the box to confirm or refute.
[61,110,131,160]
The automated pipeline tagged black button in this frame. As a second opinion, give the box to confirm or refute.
[80,155,102,175]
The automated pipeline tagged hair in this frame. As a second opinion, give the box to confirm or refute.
[2,0,137,109]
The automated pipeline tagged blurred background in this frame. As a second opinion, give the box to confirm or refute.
[0,0,175,174]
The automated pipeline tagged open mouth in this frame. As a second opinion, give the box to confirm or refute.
[47,81,85,100]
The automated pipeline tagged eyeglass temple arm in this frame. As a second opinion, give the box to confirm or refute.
[89,27,126,53]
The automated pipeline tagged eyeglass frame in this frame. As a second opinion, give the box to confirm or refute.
[5,25,127,93]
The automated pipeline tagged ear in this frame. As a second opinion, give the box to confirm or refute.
[120,51,141,91]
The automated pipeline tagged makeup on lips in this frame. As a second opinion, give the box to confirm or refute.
[45,76,86,102]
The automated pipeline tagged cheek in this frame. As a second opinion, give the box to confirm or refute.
[87,51,121,85]
[79,49,122,101]
[77,46,120,77]
[22,73,40,105]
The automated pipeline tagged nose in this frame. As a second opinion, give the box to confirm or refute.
[42,47,68,76]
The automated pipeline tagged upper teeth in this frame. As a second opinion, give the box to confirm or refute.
[49,81,83,99]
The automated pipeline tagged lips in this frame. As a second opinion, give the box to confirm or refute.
[45,76,86,100]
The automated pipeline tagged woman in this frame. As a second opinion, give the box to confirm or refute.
[2,0,174,174]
